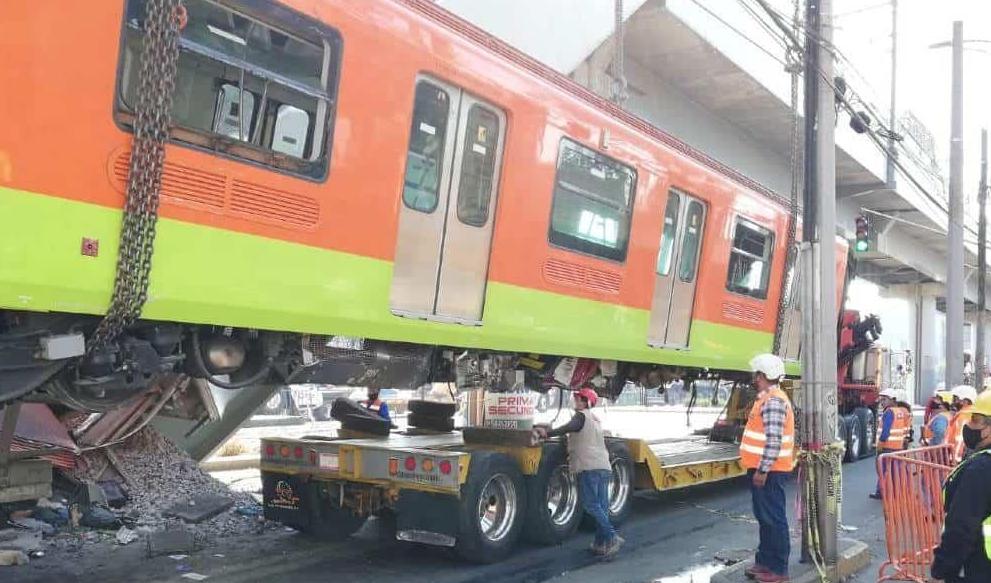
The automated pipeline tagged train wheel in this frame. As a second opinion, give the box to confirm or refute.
[524,444,581,545]
[455,452,527,563]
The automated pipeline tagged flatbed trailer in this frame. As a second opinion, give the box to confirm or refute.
[260,425,746,562]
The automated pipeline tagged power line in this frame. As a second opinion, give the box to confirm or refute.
[686,0,790,68]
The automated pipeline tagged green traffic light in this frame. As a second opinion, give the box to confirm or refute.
[855,239,869,252]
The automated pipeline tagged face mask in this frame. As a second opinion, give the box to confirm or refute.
[962,425,986,450]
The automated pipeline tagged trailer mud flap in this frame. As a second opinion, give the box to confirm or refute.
[262,473,309,529]
[395,489,459,545]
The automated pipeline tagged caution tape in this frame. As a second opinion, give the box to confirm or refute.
[796,441,844,583]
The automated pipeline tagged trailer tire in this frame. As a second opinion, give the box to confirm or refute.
[523,443,581,545]
[407,413,455,432]
[581,439,634,530]
[842,414,864,463]
[300,483,367,541]
[330,398,377,422]
[340,413,391,436]
[854,407,876,457]
[408,400,456,418]
[455,452,527,563]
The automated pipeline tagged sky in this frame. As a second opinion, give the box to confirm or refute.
[834,0,991,206]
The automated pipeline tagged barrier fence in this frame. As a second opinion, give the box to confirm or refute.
[876,445,955,583]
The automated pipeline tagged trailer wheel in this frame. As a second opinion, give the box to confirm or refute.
[582,439,634,530]
[605,440,634,525]
[842,414,864,463]
[854,407,876,457]
[523,444,581,545]
[455,452,527,563]
[300,483,367,541]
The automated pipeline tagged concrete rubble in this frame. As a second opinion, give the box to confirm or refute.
[1,426,278,568]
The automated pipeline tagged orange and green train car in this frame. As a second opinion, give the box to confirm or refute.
[0,0,841,408]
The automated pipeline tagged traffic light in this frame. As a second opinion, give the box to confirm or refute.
[854,215,869,252]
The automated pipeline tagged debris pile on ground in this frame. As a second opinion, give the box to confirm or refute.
[71,427,270,542]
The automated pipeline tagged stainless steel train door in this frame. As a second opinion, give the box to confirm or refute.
[390,78,506,324]
[647,190,707,348]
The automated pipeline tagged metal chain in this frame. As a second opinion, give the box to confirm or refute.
[90,0,183,351]
[612,0,628,105]
[772,0,804,355]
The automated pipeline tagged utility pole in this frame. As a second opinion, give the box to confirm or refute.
[799,0,839,578]
[977,129,988,391]
[886,0,898,189]
[947,21,965,390]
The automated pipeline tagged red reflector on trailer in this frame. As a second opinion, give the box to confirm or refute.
[265,444,275,457]
[439,460,453,475]
[404,456,417,471]
[294,447,304,459]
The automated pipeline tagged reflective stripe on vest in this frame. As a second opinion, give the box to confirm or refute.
[879,406,911,450]
[942,449,991,559]
[739,387,796,472]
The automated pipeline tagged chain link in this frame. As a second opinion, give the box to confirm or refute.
[90,0,183,351]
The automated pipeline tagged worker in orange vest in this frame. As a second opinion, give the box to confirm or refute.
[922,391,954,446]
[947,385,978,463]
[870,388,911,500]
[741,354,795,583]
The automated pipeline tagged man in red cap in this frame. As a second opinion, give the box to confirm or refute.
[535,384,622,558]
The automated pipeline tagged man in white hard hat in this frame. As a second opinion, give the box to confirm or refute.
[871,388,912,499]
[948,385,978,463]
[741,353,794,583]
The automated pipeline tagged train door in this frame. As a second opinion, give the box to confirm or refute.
[777,256,802,360]
[647,190,707,347]
[390,78,506,323]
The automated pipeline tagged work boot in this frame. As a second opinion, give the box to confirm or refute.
[589,541,604,555]
[869,492,882,500]
[745,564,771,579]
[600,535,625,558]
[754,571,789,583]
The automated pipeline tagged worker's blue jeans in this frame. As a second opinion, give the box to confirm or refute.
[578,469,616,546]
[749,469,790,576]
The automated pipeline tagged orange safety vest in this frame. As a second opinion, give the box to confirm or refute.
[946,403,974,462]
[740,386,796,472]
[922,410,952,443]
[878,406,911,450]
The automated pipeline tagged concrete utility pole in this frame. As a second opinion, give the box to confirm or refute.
[947,21,965,390]
[977,129,988,391]
[800,0,839,578]
[886,0,898,189]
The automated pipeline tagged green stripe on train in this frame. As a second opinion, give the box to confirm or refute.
[0,186,791,373]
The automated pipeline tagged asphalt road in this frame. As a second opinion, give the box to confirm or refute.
[10,449,889,583]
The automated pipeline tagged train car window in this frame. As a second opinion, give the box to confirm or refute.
[678,200,705,282]
[657,193,680,275]
[456,105,501,227]
[726,219,775,299]
[117,0,341,180]
[402,82,451,213]
[549,139,637,262]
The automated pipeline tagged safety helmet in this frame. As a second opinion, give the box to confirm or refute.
[575,387,599,408]
[749,353,785,382]
[935,390,954,404]
[952,385,978,404]
[894,389,911,405]
[879,388,898,399]
[971,390,991,418]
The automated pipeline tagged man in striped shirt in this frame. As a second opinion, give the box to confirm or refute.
[740,354,796,583]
